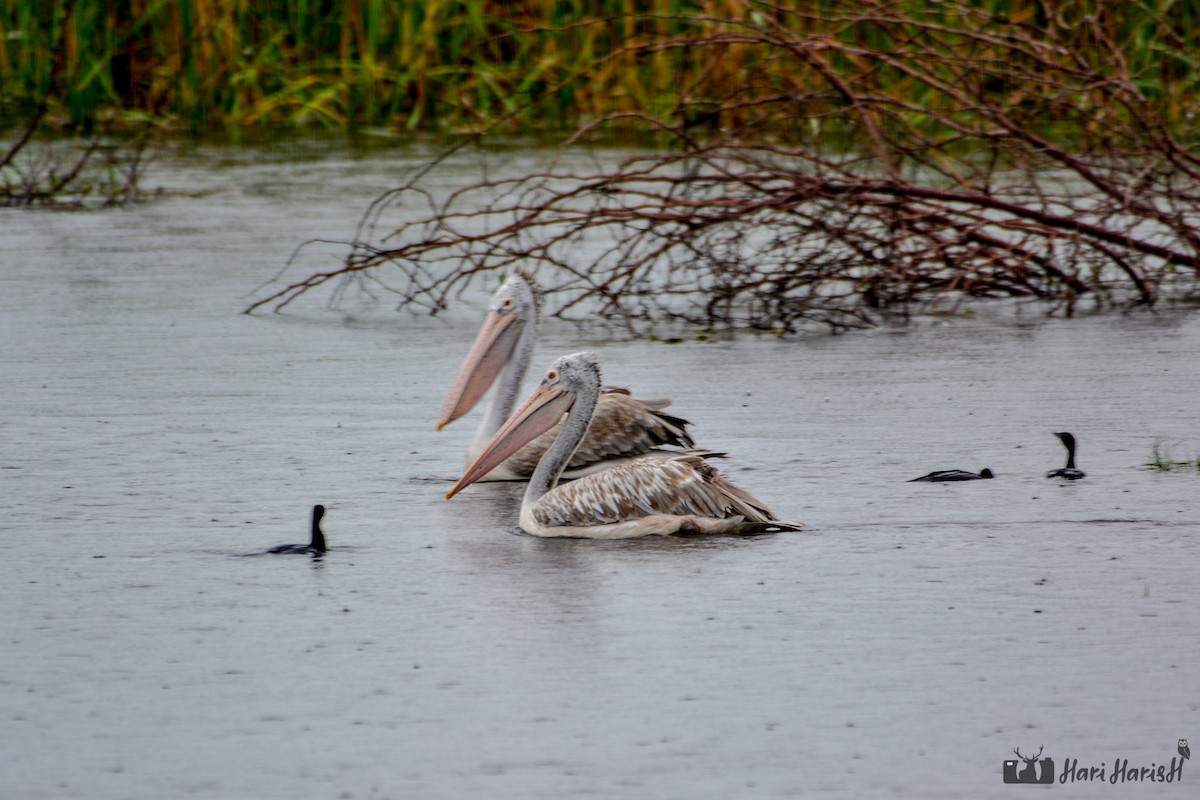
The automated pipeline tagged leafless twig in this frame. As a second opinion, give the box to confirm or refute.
[247,0,1200,331]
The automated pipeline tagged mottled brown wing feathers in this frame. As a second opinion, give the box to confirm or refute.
[580,391,695,455]
[506,391,694,477]
[532,454,778,528]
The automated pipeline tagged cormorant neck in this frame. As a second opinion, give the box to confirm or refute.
[310,507,326,551]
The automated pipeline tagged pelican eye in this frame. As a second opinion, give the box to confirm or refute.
[500,297,514,309]
[546,369,558,382]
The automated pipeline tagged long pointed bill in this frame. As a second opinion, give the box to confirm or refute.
[446,384,575,499]
[437,309,522,430]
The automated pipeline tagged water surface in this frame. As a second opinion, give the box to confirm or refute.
[2,141,1198,799]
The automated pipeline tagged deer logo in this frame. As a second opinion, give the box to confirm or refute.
[1003,745,1055,784]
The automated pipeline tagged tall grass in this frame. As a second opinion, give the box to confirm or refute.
[2,0,1198,134]
[1146,440,1200,473]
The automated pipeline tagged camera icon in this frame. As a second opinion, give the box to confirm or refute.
[1004,746,1055,784]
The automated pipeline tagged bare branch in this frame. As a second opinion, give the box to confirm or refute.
[247,2,1200,330]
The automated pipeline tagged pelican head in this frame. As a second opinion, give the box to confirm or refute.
[438,271,540,430]
[446,351,600,499]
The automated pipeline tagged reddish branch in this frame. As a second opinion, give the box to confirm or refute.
[246,1,1200,331]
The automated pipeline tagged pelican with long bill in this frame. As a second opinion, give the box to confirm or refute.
[438,271,695,481]
[447,352,803,539]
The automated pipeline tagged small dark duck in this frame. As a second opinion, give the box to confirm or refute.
[266,505,327,555]
[909,468,994,483]
[1046,432,1086,480]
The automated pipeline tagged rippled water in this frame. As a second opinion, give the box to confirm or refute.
[3,140,1198,799]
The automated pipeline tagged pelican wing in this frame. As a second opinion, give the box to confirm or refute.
[531,454,779,528]
[575,390,694,458]
[503,389,693,477]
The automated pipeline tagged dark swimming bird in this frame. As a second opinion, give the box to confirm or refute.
[909,468,994,482]
[267,505,327,554]
[1046,432,1086,480]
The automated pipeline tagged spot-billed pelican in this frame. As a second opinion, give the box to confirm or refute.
[438,271,694,480]
[446,352,802,539]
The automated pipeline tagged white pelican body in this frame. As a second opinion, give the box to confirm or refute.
[439,272,693,481]
[447,352,802,539]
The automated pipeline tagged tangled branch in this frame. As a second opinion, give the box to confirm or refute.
[2,0,156,208]
[247,0,1200,332]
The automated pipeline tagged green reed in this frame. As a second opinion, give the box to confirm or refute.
[1146,440,1200,473]
[1,0,1197,134]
